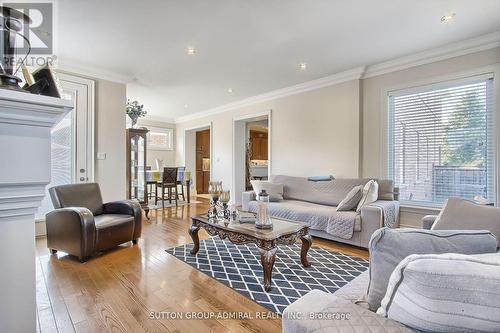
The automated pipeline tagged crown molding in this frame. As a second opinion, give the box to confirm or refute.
[140,114,176,124]
[55,58,133,84]
[175,66,366,123]
[362,31,500,79]
[172,31,500,123]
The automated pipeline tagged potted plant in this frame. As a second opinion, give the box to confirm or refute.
[126,99,147,128]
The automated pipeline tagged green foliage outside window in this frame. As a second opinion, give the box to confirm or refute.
[443,91,487,167]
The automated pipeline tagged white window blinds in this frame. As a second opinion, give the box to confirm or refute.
[388,76,495,207]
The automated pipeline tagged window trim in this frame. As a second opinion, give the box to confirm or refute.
[380,65,500,208]
[147,126,174,151]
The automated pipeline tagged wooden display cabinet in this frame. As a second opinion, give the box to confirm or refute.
[126,128,150,217]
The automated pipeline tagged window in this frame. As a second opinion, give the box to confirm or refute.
[388,76,495,207]
[147,126,174,150]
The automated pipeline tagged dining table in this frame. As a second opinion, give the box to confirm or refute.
[145,169,192,204]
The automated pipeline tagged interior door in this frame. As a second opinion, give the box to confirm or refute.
[261,136,268,159]
[36,74,94,219]
[195,129,210,194]
[60,78,94,183]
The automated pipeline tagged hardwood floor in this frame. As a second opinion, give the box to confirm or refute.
[35,198,368,333]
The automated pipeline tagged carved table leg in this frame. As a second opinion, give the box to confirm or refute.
[300,234,312,267]
[258,247,277,292]
[189,222,201,255]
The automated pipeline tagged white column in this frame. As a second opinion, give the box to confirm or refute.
[0,89,72,333]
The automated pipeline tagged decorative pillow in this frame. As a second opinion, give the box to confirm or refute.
[356,180,378,212]
[377,180,395,201]
[432,197,500,247]
[336,185,363,211]
[377,253,500,332]
[367,227,497,312]
[250,180,283,202]
[307,175,335,182]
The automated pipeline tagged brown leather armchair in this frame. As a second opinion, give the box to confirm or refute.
[46,183,142,262]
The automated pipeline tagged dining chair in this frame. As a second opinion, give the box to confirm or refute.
[145,166,157,201]
[177,166,186,202]
[156,167,178,208]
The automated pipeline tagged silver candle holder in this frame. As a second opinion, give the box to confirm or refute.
[220,190,230,219]
[208,181,222,219]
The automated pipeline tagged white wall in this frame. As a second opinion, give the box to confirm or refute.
[95,79,127,202]
[176,79,361,199]
[234,119,248,203]
[184,128,198,187]
[272,81,360,177]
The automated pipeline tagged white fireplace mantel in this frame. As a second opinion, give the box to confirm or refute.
[0,88,73,333]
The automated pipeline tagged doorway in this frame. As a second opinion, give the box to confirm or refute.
[184,123,213,197]
[36,73,95,219]
[196,129,211,194]
[233,111,272,204]
[247,120,269,187]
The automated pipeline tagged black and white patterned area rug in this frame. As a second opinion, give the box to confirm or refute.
[166,238,368,314]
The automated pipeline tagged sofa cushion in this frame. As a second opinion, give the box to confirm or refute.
[356,180,378,212]
[248,199,361,236]
[95,214,135,250]
[377,179,395,201]
[336,185,363,211]
[333,270,370,302]
[95,214,134,229]
[250,180,283,201]
[272,175,369,206]
[432,197,500,247]
[378,253,500,332]
[367,227,497,312]
[283,289,414,333]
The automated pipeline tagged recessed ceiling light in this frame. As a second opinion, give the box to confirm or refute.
[184,104,189,108]
[441,13,455,23]
[187,47,196,55]
[227,88,234,94]
[299,63,307,70]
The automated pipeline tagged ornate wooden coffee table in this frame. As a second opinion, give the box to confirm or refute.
[189,214,312,291]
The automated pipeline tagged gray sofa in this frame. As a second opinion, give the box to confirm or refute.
[242,175,399,248]
[283,228,499,332]
[282,199,500,332]
[283,270,413,332]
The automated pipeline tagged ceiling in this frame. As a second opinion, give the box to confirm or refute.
[56,0,500,121]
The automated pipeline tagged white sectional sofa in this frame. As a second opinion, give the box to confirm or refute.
[241,175,400,248]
